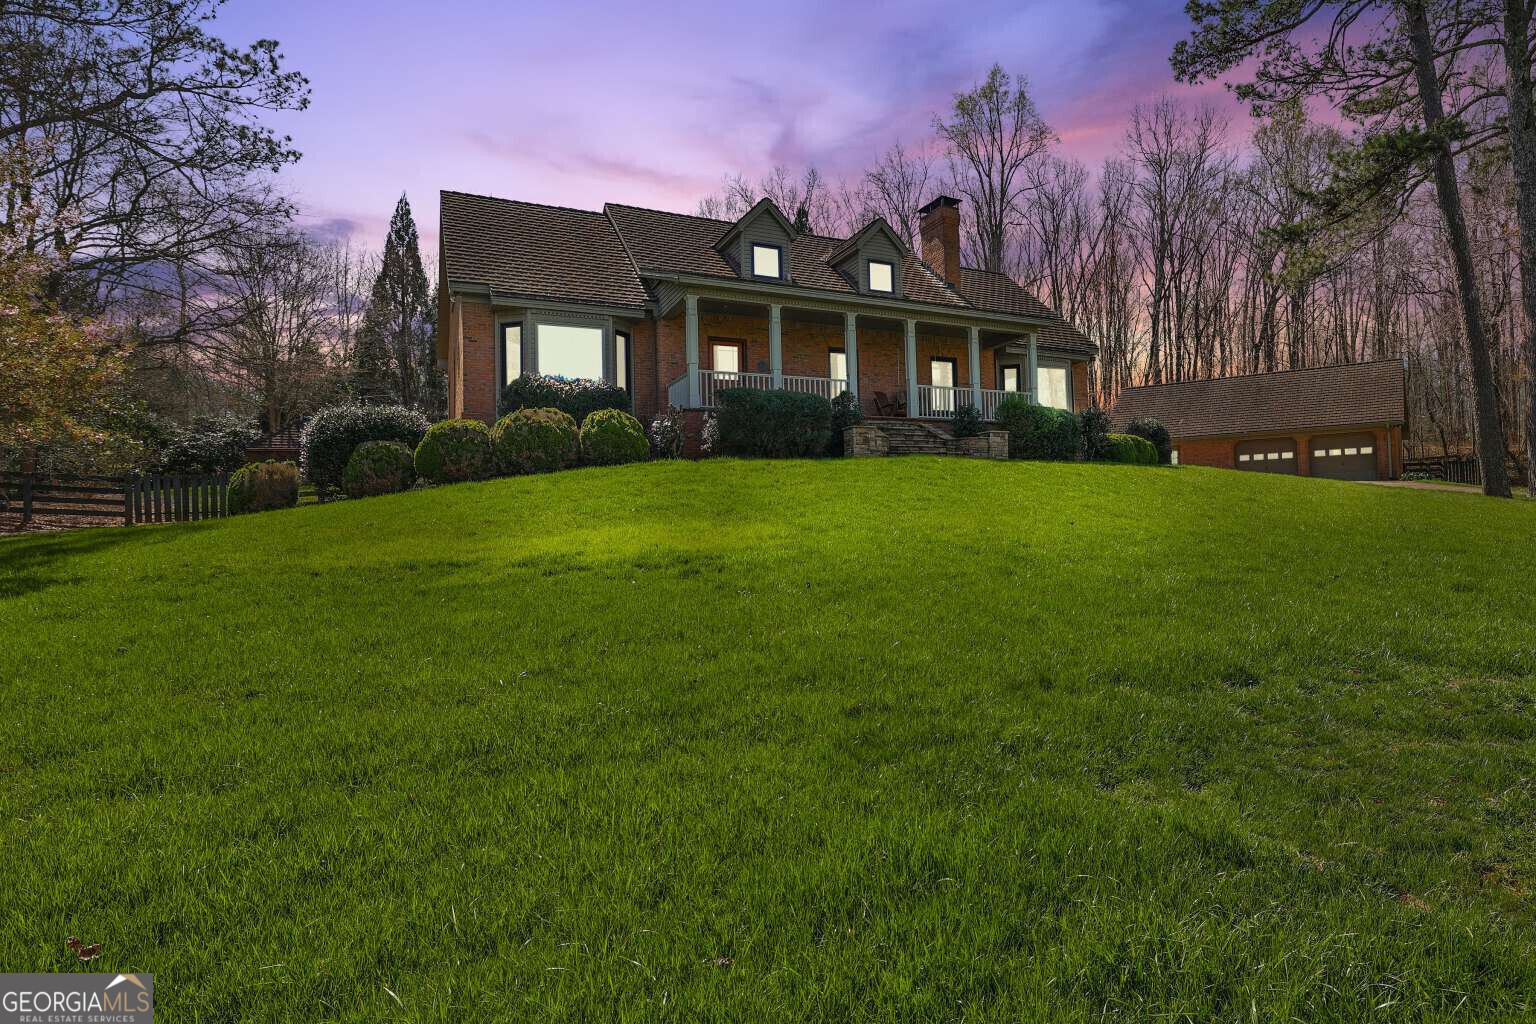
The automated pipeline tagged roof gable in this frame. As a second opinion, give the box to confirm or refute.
[1111,360,1408,438]
[826,217,908,265]
[713,197,796,250]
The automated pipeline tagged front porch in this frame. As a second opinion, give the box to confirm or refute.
[660,293,1054,422]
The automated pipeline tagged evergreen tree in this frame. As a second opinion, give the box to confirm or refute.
[355,194,434,410]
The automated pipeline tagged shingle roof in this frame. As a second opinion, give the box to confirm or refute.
[604,203,968,309]
[956,269,1094,355]
[440,191,649,309]
[440,190,1095,353]
[1111,359,1407,439]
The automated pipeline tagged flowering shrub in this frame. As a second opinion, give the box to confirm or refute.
[155,414,262,474]
[0,194,136,472]
[649,407,686,459]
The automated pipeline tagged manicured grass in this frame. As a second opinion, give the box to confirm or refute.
[3,458,1534,1022]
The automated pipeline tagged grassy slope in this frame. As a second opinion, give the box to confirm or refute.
[2,459,1534,1023]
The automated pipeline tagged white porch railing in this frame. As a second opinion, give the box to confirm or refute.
[668,371,849,409]
[917,385,1019,420]
[916,385,964,418]
[978,388,1013,421]
[700,370,773,407]
[667,374,689,408]
[783,375,848,400]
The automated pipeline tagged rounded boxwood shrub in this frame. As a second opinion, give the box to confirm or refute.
[1125,416,1172,465]
[493,407,579,475]
[995,398,1080,460]
[715,388,832,457]
[300,404,430,493]
[500,374,630,425]
[228,460,299,514]
[414,419,494,483]
[580,408,649,466]
[1105,432,1158,465]
[343,441,416,498]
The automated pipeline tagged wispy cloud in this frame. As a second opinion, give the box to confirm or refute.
[218,0,1247,248]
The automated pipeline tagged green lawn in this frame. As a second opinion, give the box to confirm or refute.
[3,458,1534,1022]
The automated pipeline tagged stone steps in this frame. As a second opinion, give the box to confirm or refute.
[848,420,1009,460]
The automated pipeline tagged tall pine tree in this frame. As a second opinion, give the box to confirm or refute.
[354,194,437,411]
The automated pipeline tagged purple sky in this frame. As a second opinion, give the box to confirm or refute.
[217,0,1244,252]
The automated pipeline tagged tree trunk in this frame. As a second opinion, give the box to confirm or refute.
[1405,0,1512,496]
[1503,0,1536,496]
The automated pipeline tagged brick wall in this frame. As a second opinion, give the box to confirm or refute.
[453,299,497,424]
[450,299,1097,426]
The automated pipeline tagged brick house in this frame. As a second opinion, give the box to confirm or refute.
[1111,360,1409,480]
[437,192,1094,444]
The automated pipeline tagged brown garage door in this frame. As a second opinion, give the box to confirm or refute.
[1309,433,1379,480]
[1235,438,1299,474]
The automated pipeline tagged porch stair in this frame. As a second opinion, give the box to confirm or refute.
[845,419,1007,460]
[872,419,965,456]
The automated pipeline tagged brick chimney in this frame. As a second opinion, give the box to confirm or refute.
[918,195,962,286]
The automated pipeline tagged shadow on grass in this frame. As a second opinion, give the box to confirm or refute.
[0,521,197,600]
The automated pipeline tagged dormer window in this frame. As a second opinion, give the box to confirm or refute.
[751,243,782,279]
[868,260,894,293]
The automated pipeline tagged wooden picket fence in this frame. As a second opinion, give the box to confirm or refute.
[128,473,231,524]
[1,471,230,527]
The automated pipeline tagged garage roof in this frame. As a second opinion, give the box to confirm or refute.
[1111,359,1407,439]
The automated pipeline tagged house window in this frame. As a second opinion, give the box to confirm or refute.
[1238,454,1251,463]
[1171,449,1180,466]
[868,260,894,293]
[712,341,743,376]
[1037,364,1072,411]
[930,357,956,413]
[828,347,847,390]
[500,323,522,389]
[751,243,782,279]
[537,323,604,380]
[615,330,630,392]
[1001,366,1020,392]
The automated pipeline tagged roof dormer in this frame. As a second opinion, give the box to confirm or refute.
[714,197,796,283]
[827,217,907,298]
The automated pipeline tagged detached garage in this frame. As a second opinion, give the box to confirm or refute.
[1112,359,1407,481]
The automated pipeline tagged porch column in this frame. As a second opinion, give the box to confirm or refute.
[685,293,701,407]
[967,326,982,410]
[769,303,783,388]
[1026,331,1039,405]
[843,312,859,402]
[904,319,919,416]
